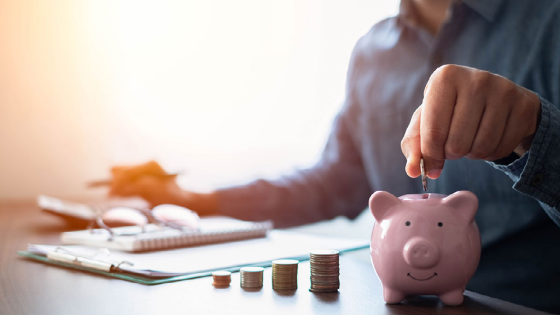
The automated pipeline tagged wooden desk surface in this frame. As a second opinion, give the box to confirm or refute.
[0,201,551,315]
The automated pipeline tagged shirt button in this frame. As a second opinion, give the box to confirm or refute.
[530,174,544,186]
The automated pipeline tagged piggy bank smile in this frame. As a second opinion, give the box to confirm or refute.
[369,191,481,306]
[407,272,437,281]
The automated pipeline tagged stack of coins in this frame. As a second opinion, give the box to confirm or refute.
[212,270,232,287]
[272,259,299,290]
[309,249,340,292]
[240,267,264,288]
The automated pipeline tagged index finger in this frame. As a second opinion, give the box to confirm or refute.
[421,66,458,178]
[401,105,422,178]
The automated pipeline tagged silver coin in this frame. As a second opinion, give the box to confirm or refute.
[421,157,427,192]
[310,249,339,256]
[212,270,231,277]
[240,267,265,273]
[272,259,299,265]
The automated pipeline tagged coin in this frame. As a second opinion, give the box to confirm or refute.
[272,259,298,290]
[212,270,231,287]
[310,249,339,256]
[240,266,264,289]
[309,250,340,293]
[421,157,427,192]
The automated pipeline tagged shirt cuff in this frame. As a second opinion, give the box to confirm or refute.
[487,96,560,207]
[487,151,529,181]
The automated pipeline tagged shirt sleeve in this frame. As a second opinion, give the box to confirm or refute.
[487,96,560,226]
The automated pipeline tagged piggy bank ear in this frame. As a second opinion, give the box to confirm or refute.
[369,191,401,223]
[443,191,478,223]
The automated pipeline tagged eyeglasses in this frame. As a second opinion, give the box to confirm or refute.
[89,203,200,240]
[37,195,199,240]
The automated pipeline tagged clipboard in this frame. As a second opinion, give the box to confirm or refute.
[17,250,321,285]
[18,231,369,285]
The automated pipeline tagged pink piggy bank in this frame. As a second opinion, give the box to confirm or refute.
[369,191,481,306]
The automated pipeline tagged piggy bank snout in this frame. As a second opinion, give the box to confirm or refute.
[403,237,440,269]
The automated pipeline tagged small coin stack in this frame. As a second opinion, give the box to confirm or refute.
[309,249,340,293]
[212,270,232,288]
[272,259,299,290]
[240,267,264,289]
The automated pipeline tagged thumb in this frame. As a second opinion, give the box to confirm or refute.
[401,105,422,178]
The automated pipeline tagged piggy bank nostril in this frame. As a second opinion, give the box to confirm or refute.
[416,246,429,256]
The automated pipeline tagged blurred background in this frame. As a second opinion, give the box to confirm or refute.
[0,0,398,202]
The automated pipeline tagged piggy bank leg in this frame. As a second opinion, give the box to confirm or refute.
[438,289,464,306]
[383,287,405,304]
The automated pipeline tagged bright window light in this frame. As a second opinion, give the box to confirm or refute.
[0,0,398,199]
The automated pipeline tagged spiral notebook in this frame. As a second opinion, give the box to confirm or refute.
[61,217,273,252]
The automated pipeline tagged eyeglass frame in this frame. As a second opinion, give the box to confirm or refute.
[88,204,199,241]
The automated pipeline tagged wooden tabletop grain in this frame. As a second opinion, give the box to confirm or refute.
[0,201,551,315]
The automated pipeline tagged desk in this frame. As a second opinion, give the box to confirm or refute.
[0,201,550,315]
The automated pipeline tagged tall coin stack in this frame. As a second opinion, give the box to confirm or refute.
[309,249,340,292]
[240,267,264,289]
[212,270,231,287]
[272,259,299,290]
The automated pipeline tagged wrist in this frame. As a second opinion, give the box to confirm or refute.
[513,137,534,157]
[513,93,542,156]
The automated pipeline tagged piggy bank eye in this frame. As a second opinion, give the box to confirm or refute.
[405,221,411,226]
[438,222,443,227]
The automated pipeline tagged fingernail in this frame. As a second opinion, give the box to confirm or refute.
[428,169,442,179]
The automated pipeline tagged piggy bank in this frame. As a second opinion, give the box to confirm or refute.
[369,191,481,306]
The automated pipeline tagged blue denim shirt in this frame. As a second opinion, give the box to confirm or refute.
[217,0,560,311]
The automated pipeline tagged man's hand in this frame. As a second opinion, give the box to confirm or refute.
[401,65,541,179]
[109,160,217,215]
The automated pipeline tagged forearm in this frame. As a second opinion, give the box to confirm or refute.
[215,164,371,228]
[181,191,219,216]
